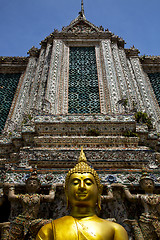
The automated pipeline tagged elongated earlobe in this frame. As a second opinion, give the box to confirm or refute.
[66,196,69,209]
[97,194,101,211]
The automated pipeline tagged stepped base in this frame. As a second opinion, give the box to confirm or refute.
[19,147,155,169]
[34,136,139,148]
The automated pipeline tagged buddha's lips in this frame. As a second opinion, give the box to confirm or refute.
[76,192,87,197]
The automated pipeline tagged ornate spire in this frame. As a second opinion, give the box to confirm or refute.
[79,0,86,19]
[81,0,84,16]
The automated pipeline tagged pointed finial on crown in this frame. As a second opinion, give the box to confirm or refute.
[78,146,87,163]
[65,147,103,194]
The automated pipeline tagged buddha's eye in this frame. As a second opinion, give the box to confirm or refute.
[85,179,93,185]
[73,180,79,185]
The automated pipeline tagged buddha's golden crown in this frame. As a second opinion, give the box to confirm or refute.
[65,147,102,192]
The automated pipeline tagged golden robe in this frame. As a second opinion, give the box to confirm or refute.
[36,215,128,240]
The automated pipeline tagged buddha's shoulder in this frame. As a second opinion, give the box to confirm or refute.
[94,216,126,231]
[36,222,53,240]
[105,220,125,229]
[53,215,74,225]
[36,216,75,239]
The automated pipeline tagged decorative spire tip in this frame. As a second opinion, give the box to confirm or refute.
[79,0,86,19]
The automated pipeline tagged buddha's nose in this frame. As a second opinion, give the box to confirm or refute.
[79,180,85,190]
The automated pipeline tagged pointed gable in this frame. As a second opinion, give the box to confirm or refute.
[62,17,103,34]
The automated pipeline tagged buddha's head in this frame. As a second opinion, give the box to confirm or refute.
[65,147,103,212]
[26,172,41,193]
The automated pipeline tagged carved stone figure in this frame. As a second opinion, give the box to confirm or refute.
[36,147,128,240]
[113,172,160,240]
[5,173,58,240]
[101,185,118,222]
[101,184,114,202]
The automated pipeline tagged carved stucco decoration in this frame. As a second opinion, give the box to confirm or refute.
[62,17,103,34]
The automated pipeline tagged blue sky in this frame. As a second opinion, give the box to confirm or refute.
[0,0,159,57]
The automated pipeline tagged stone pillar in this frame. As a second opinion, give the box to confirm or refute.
[112,42,128,112]
[95,45,108,114]
[101,39,121,114]
[57,43,69,115]
[5,47,39,132]
[130,56,152,112]
[118,47,140,111]
[143,72,160,131]
[130,54,160,130]
[127,57,145,112]
[36,40,53,113]
[28,44,46,112]
[45,39,63,114]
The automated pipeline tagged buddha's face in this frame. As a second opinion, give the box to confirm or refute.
[67,173,98,208]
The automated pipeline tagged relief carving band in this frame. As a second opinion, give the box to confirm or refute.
[4,171,59,240]
[36,147,128,240]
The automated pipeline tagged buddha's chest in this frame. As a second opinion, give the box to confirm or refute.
[54,218,114,240]
[75,220,114,240]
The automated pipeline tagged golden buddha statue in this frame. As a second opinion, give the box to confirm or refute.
[36,147,128,240]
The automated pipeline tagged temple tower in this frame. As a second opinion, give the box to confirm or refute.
[0,2,160,237]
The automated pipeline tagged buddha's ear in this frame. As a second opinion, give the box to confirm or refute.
[97,193,101,212]
[99,184,103,195]
[97,184,103,212]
